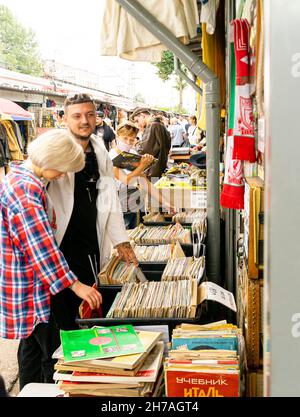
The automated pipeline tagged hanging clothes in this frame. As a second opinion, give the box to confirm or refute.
[256,0,264,117]
[231,19,256,162]
[220,33,245,210]
[0,124,11,167]
[198,1,226,130]
[100,0,199,62]
[0,121,24,161]
[11,121,25,154]
[200,0,219,35]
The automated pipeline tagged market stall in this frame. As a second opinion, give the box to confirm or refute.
[0,98,35,180]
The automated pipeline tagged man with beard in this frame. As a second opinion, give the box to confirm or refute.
[48,93,137,330]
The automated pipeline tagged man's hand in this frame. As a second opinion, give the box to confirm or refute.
[70,281,102,310]
[115,241,138,267]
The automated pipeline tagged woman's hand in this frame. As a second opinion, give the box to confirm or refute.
[139,154,154,169]
[69,281,102,310]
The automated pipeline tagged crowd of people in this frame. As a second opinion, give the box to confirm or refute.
[0,93,205,394]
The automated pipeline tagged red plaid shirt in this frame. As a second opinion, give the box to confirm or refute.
[0,164,78,339]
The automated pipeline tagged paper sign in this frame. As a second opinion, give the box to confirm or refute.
[199,282,237,312]
[190,191,206,209]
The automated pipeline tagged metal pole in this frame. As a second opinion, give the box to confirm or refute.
[174,56,203,96]
[116,0,221,281]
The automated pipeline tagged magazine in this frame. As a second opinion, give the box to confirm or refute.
[60,325,145,363]
[112,151,157,171]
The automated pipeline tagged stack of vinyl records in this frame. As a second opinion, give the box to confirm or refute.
[172,209,205,224]
[98,255,147,285]
[106,279,198,319]
[161,257,205,283]
[170,147,191,155]
[132,244,173,262]
[52,325,164,397]
[164,322,243,397]
[128,224,192,245]
[142,212,166,223]
[131,241,186,262]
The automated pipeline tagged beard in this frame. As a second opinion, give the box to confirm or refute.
[69,126,92,141]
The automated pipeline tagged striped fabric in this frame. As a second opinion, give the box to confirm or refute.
[0,163,77,339]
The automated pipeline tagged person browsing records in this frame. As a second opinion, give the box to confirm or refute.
[0,129,102,390]
[47,94,137,331]
[109,121,174,229]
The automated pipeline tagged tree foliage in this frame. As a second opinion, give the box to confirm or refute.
[153,50,175,81]
[0,5,43,75]
[153,50,188,112]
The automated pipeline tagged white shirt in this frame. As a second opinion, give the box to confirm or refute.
[188,125,198,146]
[109,148,143,213]
[168,124,186,146]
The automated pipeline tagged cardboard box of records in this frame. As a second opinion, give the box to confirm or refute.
[150,180,207,210]
[243,177,264,279]
[242,263,264,369]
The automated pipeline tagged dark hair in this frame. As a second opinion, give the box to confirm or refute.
[64,93,95,109]
[129,107,151,122]
[58,110,64,118]
[189,115,197,123]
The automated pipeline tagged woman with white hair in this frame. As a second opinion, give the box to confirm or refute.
[0,129,102,390]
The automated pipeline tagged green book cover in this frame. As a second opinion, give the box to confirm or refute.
[60,325,145,363]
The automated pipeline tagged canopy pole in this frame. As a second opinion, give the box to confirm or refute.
[116,0,220,282]
[174,56,203,96]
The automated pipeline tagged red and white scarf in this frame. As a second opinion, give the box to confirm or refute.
[221,19,255,210]
[232,19,256,162]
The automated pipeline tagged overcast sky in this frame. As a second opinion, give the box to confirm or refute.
[0,0,195,110]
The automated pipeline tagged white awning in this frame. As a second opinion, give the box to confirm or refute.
[100,0,199,62]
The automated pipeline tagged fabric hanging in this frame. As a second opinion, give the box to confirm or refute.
[198,1,226,130]
[256,0,264,117]
[0,124,11,167]
[231,19,256,163]
[0,121,24,161]
[220,41,245,210]
[100,0,199,62]
[200,0,219,35]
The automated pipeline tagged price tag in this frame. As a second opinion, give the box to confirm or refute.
[190,191,206,209]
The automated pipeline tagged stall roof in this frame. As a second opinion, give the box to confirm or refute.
[0,98,32,121]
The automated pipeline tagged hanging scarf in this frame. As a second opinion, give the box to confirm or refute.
[220,38,245,209]
[232,19,256,162]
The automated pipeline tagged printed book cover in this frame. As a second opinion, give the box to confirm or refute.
[172,336,238,351]
[165,369,239,397]
[54,342,164,384]
[60,324,145,363]
[112,151,157,171]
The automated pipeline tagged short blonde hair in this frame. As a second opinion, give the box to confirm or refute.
[27,129,85,172]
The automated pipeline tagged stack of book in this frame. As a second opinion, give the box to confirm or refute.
[128,224,192,245]
[106,279,198,319]
[162,257,205,283]
[53,325,164,397]
[164,322,243,397]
